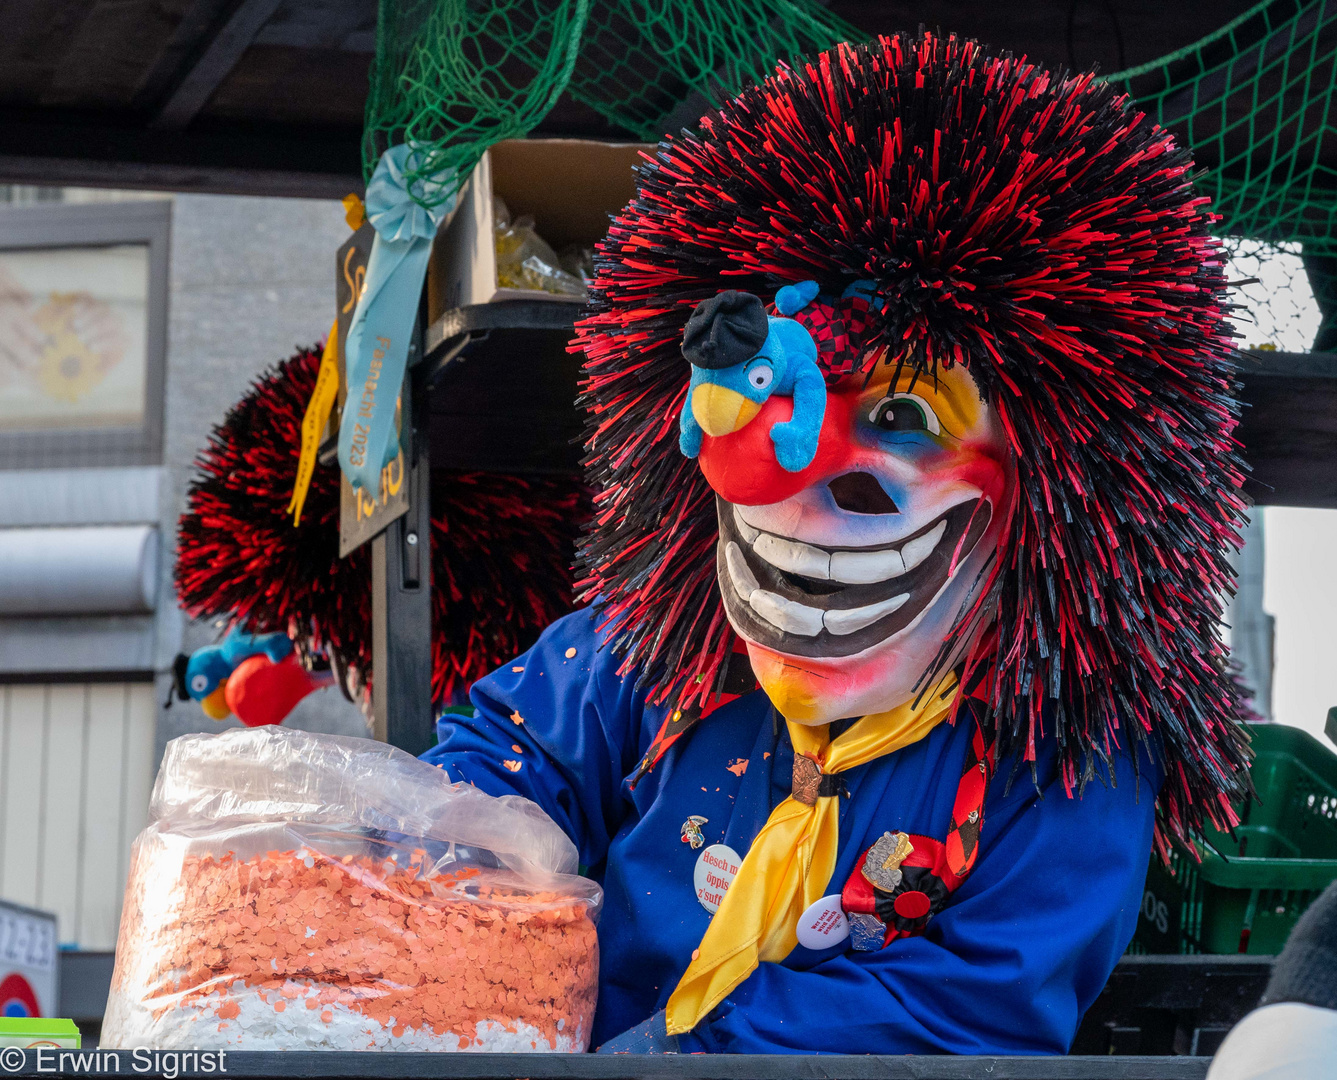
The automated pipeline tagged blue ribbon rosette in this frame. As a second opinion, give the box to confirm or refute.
[338,145,457,499]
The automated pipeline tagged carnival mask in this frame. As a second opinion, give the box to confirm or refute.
[692,299,1015,724]
[579,30,1250,842]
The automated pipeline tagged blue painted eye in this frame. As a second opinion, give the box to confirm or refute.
[748,364,773,390]
[868,393,941,435]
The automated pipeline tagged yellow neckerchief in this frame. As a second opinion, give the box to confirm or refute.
[665,668,962,1036]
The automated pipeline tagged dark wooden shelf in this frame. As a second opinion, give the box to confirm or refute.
[1237,350,1337,508]
[422,300,585,376]
[14,1049,1210,1079]
[415,313,1337,508]
[418,301,586,476]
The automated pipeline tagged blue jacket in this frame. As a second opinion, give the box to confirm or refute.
[422,608,1158,1054]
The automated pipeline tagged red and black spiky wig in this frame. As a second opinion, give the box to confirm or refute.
[176,345,584,704]
[574,31,1251,849]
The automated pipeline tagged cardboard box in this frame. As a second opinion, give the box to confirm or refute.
[427,138,650,320]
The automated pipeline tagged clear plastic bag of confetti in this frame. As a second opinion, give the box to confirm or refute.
[102,726,601,1052]
[493,197,587,298]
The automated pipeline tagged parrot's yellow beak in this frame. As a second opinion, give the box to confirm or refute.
[201,683,232,720]
[691,384,762,437]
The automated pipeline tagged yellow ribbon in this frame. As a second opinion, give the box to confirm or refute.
[287,319,340,526]
[664,669,962,1036]
[287,194,366,526]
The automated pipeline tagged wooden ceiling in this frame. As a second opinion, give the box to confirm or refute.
[0,0,1259,198]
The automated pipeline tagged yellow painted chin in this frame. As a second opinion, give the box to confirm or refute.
[691,384,763,437]
[745,647,828,724]
[201,684,232,720]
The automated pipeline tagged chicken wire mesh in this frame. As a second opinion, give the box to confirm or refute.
[1222,237,1324,352]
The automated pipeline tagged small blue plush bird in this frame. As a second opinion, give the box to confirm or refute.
[183,627,292,719]
[678,281,824,472]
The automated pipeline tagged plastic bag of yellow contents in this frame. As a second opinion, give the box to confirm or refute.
[493,197,588,297]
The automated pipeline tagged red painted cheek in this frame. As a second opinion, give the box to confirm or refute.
[698,391,859,505]
[916,440,1012,505]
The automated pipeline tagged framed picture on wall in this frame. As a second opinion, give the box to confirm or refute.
[0,200,169,468]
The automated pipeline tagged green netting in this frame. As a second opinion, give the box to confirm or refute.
[559,1,861,140]
[1105,0,1337,256]
[364,0,1337,346]
[363,0,591,207]
[363,0,859,203]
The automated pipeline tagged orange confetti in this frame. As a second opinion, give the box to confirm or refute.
[564,647,577,659]
[110,844,598,1049]
[511,666,525,673]
[503,759,523,772]
[726,758,748,776]
[511,744,523,754]
[510,711,525,725]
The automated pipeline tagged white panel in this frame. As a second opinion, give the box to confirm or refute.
[0,526,159,615]
[0,467,161,528]
[39,685,87,946]
[0,680,155,949]
[79,684,129,950]
[118,683,156,891]
[2,685,48,907]
[0,615,156,676]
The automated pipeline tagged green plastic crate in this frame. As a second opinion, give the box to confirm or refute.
[1132,722,1337,954]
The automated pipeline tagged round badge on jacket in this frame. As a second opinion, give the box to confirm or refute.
[694,844,741,914]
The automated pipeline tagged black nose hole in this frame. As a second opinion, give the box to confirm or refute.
[828,472,899,515]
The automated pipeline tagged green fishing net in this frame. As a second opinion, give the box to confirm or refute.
[363,0,1337,342]
[1105,0,1337,257]
[366,0,1337,243]
[362,0,858,204]
[362,0,591,207]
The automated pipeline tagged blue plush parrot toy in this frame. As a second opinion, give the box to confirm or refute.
[678,280,824,472]
[182,628,292,719]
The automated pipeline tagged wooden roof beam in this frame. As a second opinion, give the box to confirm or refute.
[151,0,285,130]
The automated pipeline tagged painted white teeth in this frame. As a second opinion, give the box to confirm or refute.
[728,541,821,636]
[725,541,760,602]
[727,508,964,638]
[822,594,910,636]
[754,533,831,580]
[748,590,825,637]
[732,506,760,544]
[727,536,916,638]
[829,547,905,584]
[900,520,947,572]
[744,518,947,585]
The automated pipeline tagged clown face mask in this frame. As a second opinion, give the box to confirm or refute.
[699,353,1014,724]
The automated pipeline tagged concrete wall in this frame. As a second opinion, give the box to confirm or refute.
[153,193,369,758]
[0,190,368,946]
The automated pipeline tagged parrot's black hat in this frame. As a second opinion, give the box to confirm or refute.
[681,291,768,369]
